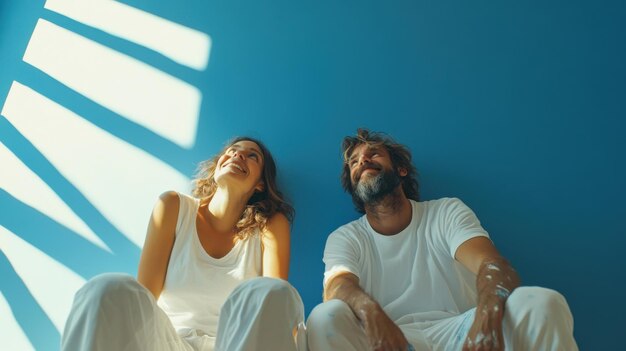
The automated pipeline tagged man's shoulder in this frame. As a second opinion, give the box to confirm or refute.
[418,197,465,211]
[418,196,460,205]
[328,215,368,240]
[323,216,369,255]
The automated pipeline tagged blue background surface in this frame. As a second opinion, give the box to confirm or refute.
[1,0,624,350]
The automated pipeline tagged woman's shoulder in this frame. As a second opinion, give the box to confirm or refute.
[267,212,290,225]
[151,191,181,219]
[159,190,180,202]
[152,191,199,234]
[158,191,199,209]
[154,191,200,218]
[157,190,182,208]
[261,212,291,240]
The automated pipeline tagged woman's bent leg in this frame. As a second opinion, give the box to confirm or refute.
[61,273,191,351]
[215,277,304,351]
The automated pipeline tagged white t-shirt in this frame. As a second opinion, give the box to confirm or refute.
[158,193,262,339]
[323,197,489,323]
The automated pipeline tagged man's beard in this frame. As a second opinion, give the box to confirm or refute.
[353,168,401,205]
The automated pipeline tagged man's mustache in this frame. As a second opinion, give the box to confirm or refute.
[354,163,382,183]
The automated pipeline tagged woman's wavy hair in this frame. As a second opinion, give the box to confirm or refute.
[192,136,294,239]
[341,128,420,213]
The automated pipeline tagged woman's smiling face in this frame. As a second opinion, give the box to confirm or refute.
[214,140,265,192]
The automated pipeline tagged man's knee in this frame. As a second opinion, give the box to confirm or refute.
[503,287,577,349]
[506,286,573,329]
[307,299,356,334]
[508,287,569,314]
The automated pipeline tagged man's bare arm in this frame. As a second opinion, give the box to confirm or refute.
[325,272,412,351]
[456,237,521,351]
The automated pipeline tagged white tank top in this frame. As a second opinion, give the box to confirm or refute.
[157,192,263,337]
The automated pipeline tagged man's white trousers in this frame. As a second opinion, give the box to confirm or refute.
[307,286,578,351]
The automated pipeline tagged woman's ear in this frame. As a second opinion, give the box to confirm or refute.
[255,181,265,193]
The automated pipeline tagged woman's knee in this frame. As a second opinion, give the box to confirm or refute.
[237,277,296,299]
[76,273,145,304]
[228,277,302,315]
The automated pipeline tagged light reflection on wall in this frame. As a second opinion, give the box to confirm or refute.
[44,0,211,71]
[2,81,191,248]
[0,141,109,251]
[0,226,86,333]
[0,291,35,351]
[0,1,211,349]
[24,19,202,149]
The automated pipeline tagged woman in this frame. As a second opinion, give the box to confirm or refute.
[62,137,304,351]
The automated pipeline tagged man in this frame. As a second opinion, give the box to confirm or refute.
[306,129,578,351]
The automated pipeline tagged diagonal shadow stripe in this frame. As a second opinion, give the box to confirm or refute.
[23,18,202,149]
[0,250,59,351]
[0,190,140,277]
[14,63,196,173]
[41,9,206,83]
[0,117,142,257]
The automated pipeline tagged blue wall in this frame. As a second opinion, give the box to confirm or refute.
[1,0,624,350]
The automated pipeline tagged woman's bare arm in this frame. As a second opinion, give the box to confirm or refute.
[137,191,179,299]
[260,213,291,279]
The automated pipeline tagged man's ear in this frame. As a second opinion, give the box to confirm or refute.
[398,167,408,177]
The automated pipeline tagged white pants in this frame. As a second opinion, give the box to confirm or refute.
[61,273,305,351]
[306,287,578,351]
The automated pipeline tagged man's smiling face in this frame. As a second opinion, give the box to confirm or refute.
[348,143,402,204]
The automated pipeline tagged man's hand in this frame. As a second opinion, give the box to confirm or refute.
[455,238,521,351]
[325,272,414,351]
[461,256,520,351]
[358,301,412,351]
[462,294,505,351]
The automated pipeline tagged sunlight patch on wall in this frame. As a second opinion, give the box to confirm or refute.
[0,226,86,333]
[0,142,111,252]
[44,0,211,71]
[1,82,191,248]
[23,19,202,149]
[1,2,210,347]
[0,293,35,351]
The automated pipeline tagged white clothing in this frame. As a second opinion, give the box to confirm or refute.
[62,274,305,351]
[216,276,306,351]
[158,193,262,341]
[307,287,578,351]
[323,198,489,322]
[62,192,305,351]
[312,197,578,350]
[62,274,194,351]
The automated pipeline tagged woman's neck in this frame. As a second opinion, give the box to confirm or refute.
[205,186,251,234]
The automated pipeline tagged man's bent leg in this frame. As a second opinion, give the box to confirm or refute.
[503,286,579,351]
[306,299,369,351]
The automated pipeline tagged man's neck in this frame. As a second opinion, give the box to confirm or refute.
[364,188,413,235]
